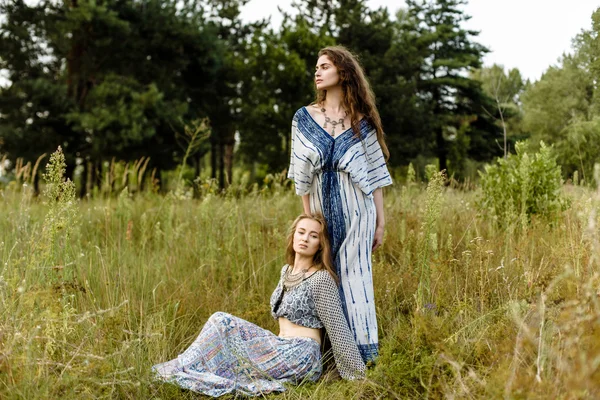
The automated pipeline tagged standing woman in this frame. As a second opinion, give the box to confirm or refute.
[287,46,392,364]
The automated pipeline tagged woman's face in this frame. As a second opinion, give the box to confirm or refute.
[315,55,340,91]
[293,218,322,258]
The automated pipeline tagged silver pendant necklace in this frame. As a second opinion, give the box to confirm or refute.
[321,107,347,136]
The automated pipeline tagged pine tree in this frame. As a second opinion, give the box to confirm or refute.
[407,0,501,175]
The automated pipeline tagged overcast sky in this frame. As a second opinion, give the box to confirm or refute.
[241,0,600,82]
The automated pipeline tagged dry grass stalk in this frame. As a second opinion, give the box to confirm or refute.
[30,153,47,187]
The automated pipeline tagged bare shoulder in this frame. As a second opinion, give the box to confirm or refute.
[305,104,321,118]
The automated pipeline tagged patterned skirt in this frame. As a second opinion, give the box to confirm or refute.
[151,312,322,397]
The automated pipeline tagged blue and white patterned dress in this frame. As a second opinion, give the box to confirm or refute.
[288,106,393,363]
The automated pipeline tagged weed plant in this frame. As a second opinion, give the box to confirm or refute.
[1,150,599,399]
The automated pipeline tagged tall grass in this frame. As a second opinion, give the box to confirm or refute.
[1,153,599,399]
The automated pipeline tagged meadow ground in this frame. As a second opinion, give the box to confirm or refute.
[1,171,600,399]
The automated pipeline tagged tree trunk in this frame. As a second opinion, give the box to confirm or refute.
[218,141,225,190]
[79,161,87,198]
[86,160,94,198]
[224,139,234,188]
[193,154,201,199]
[211,139,217,180]
[194,153,201,178]
[91,160,101,197]
[436,126,447,173]
[33,170,40,197]
[432,90,447,174]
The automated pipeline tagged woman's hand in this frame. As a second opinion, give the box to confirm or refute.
[372,225,384,251]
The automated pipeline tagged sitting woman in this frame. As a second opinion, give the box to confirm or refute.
[152,213,366,397]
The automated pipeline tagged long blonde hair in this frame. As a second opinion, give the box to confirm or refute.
[314,45,390,161]
[285,213,337,283]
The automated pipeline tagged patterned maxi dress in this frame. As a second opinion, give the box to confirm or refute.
[288,107,393,363]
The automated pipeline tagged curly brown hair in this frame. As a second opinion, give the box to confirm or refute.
[314,45,390,160]
[285,213,337,283]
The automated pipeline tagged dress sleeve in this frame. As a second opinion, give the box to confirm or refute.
[287,112,315,196]
[311,272,366,380]
[364,130,392,192]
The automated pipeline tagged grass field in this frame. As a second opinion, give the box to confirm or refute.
[1,157,600,399]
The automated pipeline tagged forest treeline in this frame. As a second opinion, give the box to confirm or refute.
[1,0,599,193]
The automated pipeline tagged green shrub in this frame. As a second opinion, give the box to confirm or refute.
[478,141,569,227]
[554,117,600,184]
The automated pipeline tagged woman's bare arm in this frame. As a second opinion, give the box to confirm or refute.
[302,194,311,214]
[372,188,385,251]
